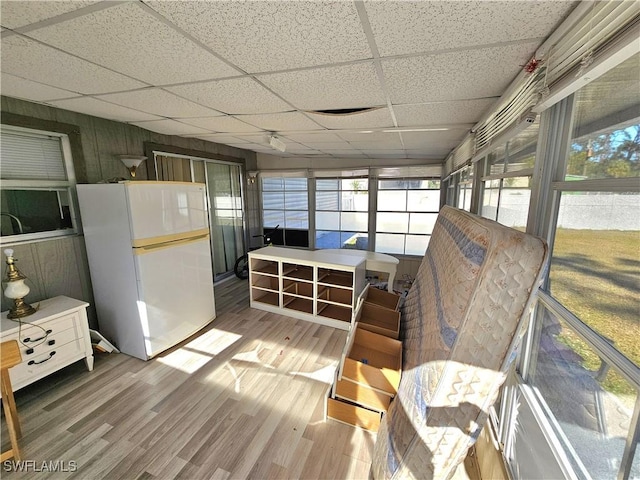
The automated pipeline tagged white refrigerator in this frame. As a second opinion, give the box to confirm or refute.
[77,181,216,360]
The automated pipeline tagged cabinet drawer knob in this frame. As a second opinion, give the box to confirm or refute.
[27,351,56,365]
[26,348,34,355]
[23,329,53,343]
[48,340,55,346]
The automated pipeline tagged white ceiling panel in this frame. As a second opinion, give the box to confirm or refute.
[48,97,162,123]
[401,130,466,150]
[0,0,100,29]
[27,3,240,86]
[97,89,224,119]
[166,78,292,115]
[283,132,345,144]
[238,112,324,132]
[382,41,540,104]
[147,1,370,73]
[130,119,212,136]
[338,132,402,144]
[350,139,405,150]
[303,142,355,150]
[0,1,578,163]
[179,116,263,133]
[1,73,77,101]
[306,108,395,130]
[1,35,146,94]
[188,134,251,144]
[394,98,497,127]
[319,149,365,155]
[259,63,386,110]
[365,1,576,57]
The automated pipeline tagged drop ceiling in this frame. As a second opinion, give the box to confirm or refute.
[0,0,577,161]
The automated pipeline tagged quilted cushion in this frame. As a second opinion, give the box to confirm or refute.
[371,206,548,479]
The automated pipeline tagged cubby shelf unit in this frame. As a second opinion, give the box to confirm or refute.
[248,246,367,330]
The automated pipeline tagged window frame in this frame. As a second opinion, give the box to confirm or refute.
[0,125,79,245]
[259,173,310,248]
[374,177,441,256]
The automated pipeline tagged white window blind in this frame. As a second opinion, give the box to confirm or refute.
[1,131,67,181]
[261,177,308,229]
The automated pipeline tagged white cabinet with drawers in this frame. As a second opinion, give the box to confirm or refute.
[1,296,94,392]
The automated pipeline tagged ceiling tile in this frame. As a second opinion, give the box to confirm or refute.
[147,1,370,73]
[131,119,212,136]
[166,78,292,115]
[350,139,404,150]
[358,149,405,155]
[238,112,324,132]
[258,63,386,110]
[0,0,99,29]
[1,73,78,101]
[306,108,395,130]
[47,97,162,122]
[96,89,224,118]
[401,130,465,151]
[231,133,271,143]
[318,148,364,154]
[283,132,345,144]
[179,116,263,133]
[188,134,251,144]
[1,36,146,94]
[365,1,576,57]
[394,98,497,126]
[338,132,402,145]
[27,3,240,86]
[303,142,354,150]
[382,42,539,104]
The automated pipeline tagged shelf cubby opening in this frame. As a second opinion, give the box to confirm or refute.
[283,279,313,298]
[283,295,313,314]
[252,290,279,306]
[282,263,313,282]
[318,269,353,288]
[250,258,279,276]
[317,302,351,322]
[251,275,279,291]
[317,286,353,307]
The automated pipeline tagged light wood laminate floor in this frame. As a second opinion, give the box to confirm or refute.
[1,277,376,479]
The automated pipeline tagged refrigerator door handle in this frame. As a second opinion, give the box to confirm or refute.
[133,234,210,255]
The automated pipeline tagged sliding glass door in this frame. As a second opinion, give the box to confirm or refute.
[205,162,245,280]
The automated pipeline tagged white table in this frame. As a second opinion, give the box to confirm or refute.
[321,249,399,292]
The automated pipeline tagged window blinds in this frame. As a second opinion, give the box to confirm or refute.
[1,131,67,181]
[444,0,639,177]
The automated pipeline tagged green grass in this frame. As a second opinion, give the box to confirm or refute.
[549,229,640,400]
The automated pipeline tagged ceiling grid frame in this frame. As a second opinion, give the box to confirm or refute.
[0,0,584,161]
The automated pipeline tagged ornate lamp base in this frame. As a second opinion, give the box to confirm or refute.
[7,298,37,319]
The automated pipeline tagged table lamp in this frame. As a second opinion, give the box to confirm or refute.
[3,249,37,319]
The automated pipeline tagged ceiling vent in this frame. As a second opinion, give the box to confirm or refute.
[307,107,380,116]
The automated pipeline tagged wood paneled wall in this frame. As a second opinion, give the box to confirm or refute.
[0,96,259,329]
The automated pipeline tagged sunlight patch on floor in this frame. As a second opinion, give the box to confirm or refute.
[157,327,242,374]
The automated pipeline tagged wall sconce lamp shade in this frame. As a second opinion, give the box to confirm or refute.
[118,155,147,178]
[247,171,258,185]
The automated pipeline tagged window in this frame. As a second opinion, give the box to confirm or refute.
[524,54,640,480]
[376,179,440,255]
[261,176,309,247]
[480,123,537,229]
[457,166,473,212]
[0,126,77,242]
[316,178,369,250]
